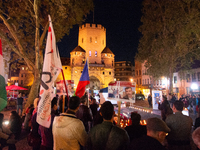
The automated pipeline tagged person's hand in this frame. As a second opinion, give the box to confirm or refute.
[7,134,17,144]
[7,138,17,144]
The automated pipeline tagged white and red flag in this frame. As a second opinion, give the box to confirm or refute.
[37,15,62,128]
[0,39,7,111]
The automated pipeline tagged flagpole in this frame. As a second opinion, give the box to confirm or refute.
[87,58,89,107]
[61,69,69,112]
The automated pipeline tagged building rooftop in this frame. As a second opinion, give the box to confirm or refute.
[101,47,114,54]
[71,46,86,53]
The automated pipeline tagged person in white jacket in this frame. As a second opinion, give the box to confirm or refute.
[52,96,87,150]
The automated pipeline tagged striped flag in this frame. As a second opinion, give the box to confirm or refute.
[0,39,7,111]
[75,59,90,98]
[37,15,62,128]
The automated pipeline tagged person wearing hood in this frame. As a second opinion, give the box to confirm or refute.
[52,96,87,150]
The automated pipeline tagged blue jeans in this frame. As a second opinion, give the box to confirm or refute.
[17,105,23,116]
[193,105,197,115]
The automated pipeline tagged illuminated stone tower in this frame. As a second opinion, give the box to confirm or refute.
[70,23,115,90]
[78,23,106,64]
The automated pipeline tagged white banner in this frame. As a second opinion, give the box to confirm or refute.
[37,15,62,128]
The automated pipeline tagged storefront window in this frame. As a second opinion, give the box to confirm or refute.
[192,73,196,82]
[186,74,190,82]
[198,72,200,81]
[174,76,177,84]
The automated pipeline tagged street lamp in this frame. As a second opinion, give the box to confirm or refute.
[191,83,198,90]
[130,78,133,82]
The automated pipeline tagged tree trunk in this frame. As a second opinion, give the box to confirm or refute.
[25,0,41,109]
[169,68,173,94]
[25,69,41,108]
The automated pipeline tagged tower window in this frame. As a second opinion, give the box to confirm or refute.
[82,38,84,43]
[65,67,67,69]
[90,37,92,43]
[95,51,97,57]
[103,72,104,75]
[109,72,111,75]
[95,37,97,43]
[89,51,91,56]
[75,52,77,55]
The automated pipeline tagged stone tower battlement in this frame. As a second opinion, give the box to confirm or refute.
[79,23,106,31]
[78,23,106,64]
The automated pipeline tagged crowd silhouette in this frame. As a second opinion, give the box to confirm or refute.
[1,93,200,150]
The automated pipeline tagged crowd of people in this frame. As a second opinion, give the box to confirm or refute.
[0,111,22,150]
[148,92,200,116]
[2,92,200,150]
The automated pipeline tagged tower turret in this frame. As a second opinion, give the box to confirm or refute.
[101,47,115,68]
[70,46,86,66]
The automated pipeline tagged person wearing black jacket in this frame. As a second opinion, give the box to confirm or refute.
[158,98,173,121]
[148,94,152,108]
[16,93,24,116]
[125,112,146,142]
[76,96,93,132]
[192,95,197,115]
[129,117,170,150]
[87,101,129,150]
[90,98,99,122]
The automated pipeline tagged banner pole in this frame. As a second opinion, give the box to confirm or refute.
[61,69,69,112]
[117,101,121,126]
[62,95,65,113]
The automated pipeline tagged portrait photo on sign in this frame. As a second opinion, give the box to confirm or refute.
[108,81,136,103]
[152,90,162,110]
[56,80,74,96]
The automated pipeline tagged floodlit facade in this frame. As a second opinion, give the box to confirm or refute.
[18,65,34,87]
[135,60,200,99]
[70,23,115,90]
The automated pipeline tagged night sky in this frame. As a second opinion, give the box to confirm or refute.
[58,0,143,65]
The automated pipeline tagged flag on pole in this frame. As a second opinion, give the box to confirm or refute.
[37,15,62,128]
[0,39,7,111]
[75,59,90,98]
